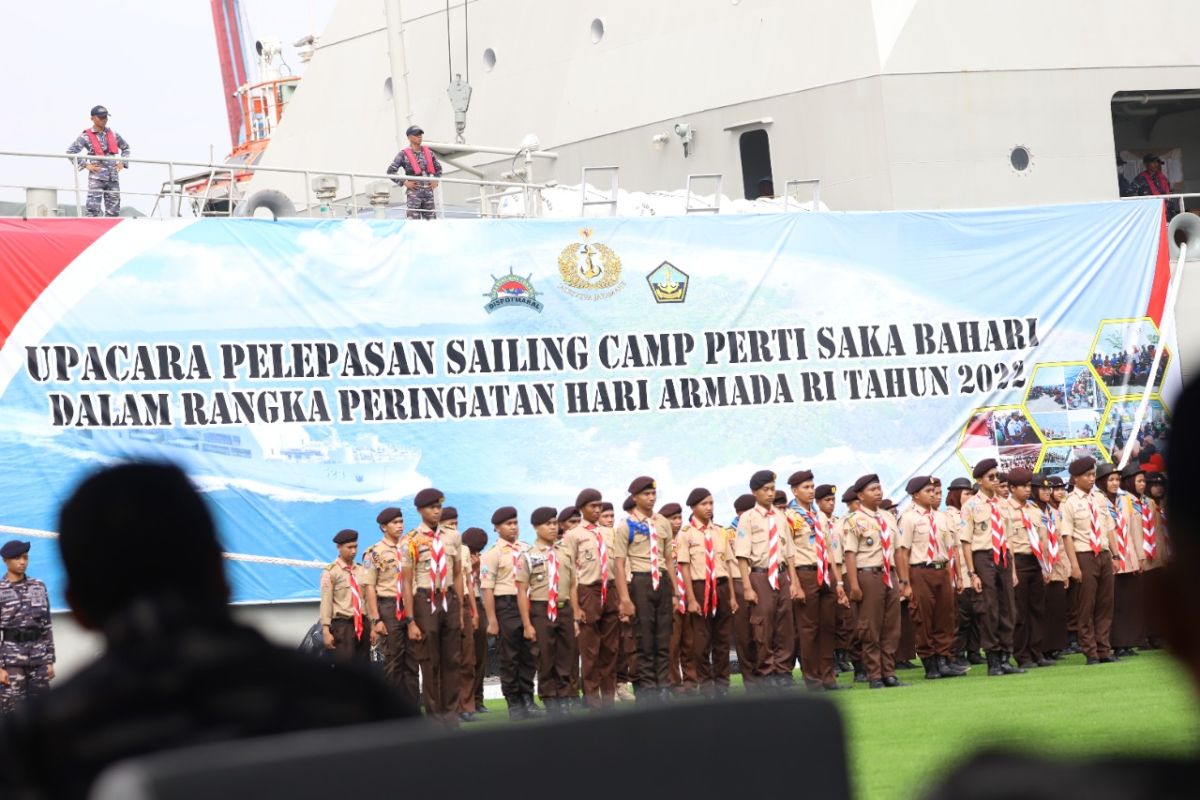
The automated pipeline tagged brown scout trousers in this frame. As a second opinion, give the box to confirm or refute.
[459,597,488,712]
[688,578,733,688]
[376,597,417,707]
[1112,572,1144,650]
[530,601,577,699]
[1012,553,1046,665]
[495,595,536,700]
[619,620,637,684]
[577,581,620,707]
[855,569,900,681]
[910,564,956,658]
[1076,551,1115,660]
[731,578,756,686]
[413,588,462,716]
[330,617,370,664]
[747,570,795,678]
[630,571,673,689]
[669,609,697,690]
[955,587,984,656]
[972,550,1016,654]
[793,568,837,686]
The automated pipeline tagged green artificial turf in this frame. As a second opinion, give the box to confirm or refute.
[466,650,1198,800]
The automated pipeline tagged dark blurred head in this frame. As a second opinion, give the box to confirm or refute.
[58,462,229,629]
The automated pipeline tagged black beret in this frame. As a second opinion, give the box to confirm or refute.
[997,471,1009,483]
[599,501,614,513]
[575,488,602,508]
[1069,456,1097,476]
[852,474,880,493]
[628,476,656,494]
[557,506,579,525]
[972,458,998,479]
[905,476,934,495]
[787,470,814,487]
[462,527,488,552]
[948,477,972,490]
[772,490,787,507]
[841,487,858,504]
[491,506,518,525]
[814,484,835,501]
[623,496,636,512]
[376,506,403,525]
[1145,472,1165,485]
[333,528,358,545]
[1047,475,1065,488]
[734,494,755,514]
[1095,462,1116,481]
[880,499,896,510]
[441,506,458,522]
[931,476,942,486]
[1007,467,1033,486]
[971,483,981,493]
[530,506,557,526]
[0,540,30,559]
[414,487,444,508]
[749,470,776,490]
[1120,463,1144,480]
[686,487,712,507]
[1031,474,1047,488]
[659,502,682,518]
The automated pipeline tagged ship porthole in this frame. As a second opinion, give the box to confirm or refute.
[483,48,497,71]
[590,18,605,43]
[1009,145,1032,172]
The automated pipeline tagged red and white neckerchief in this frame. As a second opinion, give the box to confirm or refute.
[393,541,407,621]
[1043,507,1060,568]
[429,528,449,612]
[924,511,940,563]
[797,506,831,588]
[586,523,609,605]
[1113,495,1131,569]
[674,562,686,614]
[547,547,559,622]
[694,517,719,617]
[763,507,781,590]
[344,562,363,640]
[644,514,662,590]
[873,513,894,588]
[1087,494,1103,556]
[1018,502,1046,574]
[1138,496,1157,561]
[988,497,1007,567]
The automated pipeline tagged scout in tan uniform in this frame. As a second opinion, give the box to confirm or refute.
[1124,465,1164,650]
[1104,464,1143,657]
[959,459,1020,676]
[615,496,639,701]
[728,493,757,687]
[675,489,738,696]
[320,529,370,664]
[402,487,465,722]
[736,470,801,688]
[362,507,415,705]
[843,474,905,688]
[946,478,984,665]
[897,476,967,680]
[1003,468,1052,669]
[816,484,853,675]
[562,488,620,709]
[459,527,489,719]
[555,506,583,703]
[481,506,541,720]
[836,487,867,681]
[517,507,577,715]
[785,470,844,691]
[1059,456,1117,664]
[614,476,677,701]
[661,502,697,695]
[1035,476,1070,658]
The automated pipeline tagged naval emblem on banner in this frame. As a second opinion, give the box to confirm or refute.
[558,228,625,299]
[483,271,544,313]
[646,261,689,303]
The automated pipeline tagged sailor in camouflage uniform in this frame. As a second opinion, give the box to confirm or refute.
[0,540,55,713]
[386,125,442,220]
[65,105,130,217]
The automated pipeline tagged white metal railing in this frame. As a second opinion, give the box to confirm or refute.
[783,178,821,210]
[0,148,554,220]
[685,173,723,213]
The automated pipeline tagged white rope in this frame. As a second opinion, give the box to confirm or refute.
[0,523,326,569]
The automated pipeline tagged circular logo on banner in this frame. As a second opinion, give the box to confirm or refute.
[559,228,624,300]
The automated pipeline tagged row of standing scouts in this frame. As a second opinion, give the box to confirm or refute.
[319,456,1168,722]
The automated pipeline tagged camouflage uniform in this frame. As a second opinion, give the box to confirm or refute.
[66,127,131,217]
[386,147,442,220]
[0,576,54,713]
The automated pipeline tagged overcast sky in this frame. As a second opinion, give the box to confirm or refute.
[3,0,337,212]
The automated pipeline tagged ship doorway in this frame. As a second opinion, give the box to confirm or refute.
[739,129,774,200]
[1111,89,1200,213]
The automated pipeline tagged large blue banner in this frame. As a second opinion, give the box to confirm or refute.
[0,203,1175,607]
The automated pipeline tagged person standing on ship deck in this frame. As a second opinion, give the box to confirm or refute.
[66,105,129,218]
[387,125,442,220]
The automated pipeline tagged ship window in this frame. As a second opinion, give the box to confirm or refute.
[383,77,393,101]
[739,129,774,200]
[1010,146,1031,172]
[483,48,497,71]
[590,18,605,43]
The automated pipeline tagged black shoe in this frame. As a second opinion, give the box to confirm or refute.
[1086,657,1100,665]
[895,659,918,670]
[986,652,1006,677]
[1017,661,1037,671]
[999,654,1025,674]
[853,660,868,683]
[882,675,908,688]
[1036,657,1055,667]
[1122,647,1140,657]
[458,711,478,723]
[507,698,529,720]
[1044,651,1060,661]
[869,679,885,689]
[474,703,490,714]
[938,656,968,677]
[967,650,986,665]
[1099,656,1120,664]
[523,695,546,717]
[921,656,941,680]
[822,682,844,691]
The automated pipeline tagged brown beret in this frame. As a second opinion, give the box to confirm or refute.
[623,495,636,512]
[787,470,814,487]
[575,488,602,508]
[841,487,858,504]
[814,484,835,501]
[658,502,682,518]
[1069,456,1097,476]
[905,476,934,495]
[375,506,403,525]
[628,476,656,494]
[440,506,458,522]
[332,528,358,544]
[772,490,787,507]
[461,527,487,552]
[948,477,972,490]
[733,494,755,514]
[1095,462,1116,482]
[972,459,998,479]
[557,506,579,525]
[852,474,880,493]
[491,506,518,525]
[530,506,557,526]
[1120,463,1143,480]
[1007,467,1033,486]
[686,487,712,507]
[414,488,444,508]
[599,501,614,513]
[749,470,775,490]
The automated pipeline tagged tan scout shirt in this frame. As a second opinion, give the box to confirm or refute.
[480,538,524,596]
[676,520,735,580]
[943,507,966,547]
[1130,495,1165,571]
[516,539,574,603]
[961,493,1010,552]
[1107,494,1141,574]
[1042,506,1072,582]
[362,538,405,598]
[401,523,462,590]
[826,513,845,566]
[1058,488,1112,554]
[1003,499,1046,557]
[734,505,794,569]
[785,505,828,567]
[613,512,674,573]
[723,527,741,577]
[561,522,616,585]
[898,507,951,564]
[319,560,368,625]
[843,508,898,569]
